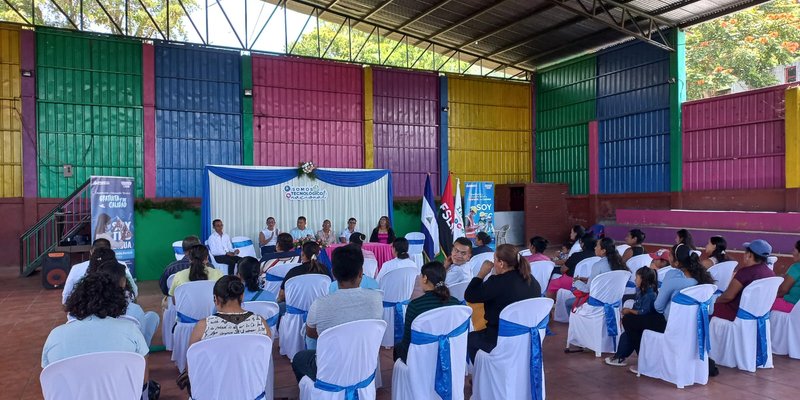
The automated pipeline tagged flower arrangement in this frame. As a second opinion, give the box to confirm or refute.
[293,236,321,249]
[298,161,318,179]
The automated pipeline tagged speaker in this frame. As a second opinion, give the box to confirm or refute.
[42,252,70,289]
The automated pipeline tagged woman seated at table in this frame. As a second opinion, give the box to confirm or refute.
[278,242,332,302]
[369,216,396,244]
[315,219,338,246]
[376,238,416,282]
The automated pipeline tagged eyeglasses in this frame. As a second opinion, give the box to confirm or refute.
[452,248,469,256]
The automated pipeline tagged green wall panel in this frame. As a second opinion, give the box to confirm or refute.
[134,209,201,281]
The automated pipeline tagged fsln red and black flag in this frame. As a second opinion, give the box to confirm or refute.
[437,174,455,256]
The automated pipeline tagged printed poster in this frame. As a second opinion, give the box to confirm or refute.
[91,176,136,276]
[464,181,495,249]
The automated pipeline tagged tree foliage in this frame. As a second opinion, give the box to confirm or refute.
[686,0,800,99]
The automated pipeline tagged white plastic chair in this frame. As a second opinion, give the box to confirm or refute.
[363,258,379,279]
[449,281,469,304]
[624,254,653,295]
[770,297,800,359]
[40,351,146,400]
[188,334,273,400]
[232,236,258,259]
[638,284,717,388]
[554,256,601,323]
[392,306,472,400]
[380,267,418,347]
[262,262,301,299]
[472,298,553,400]
[530,261,555,294]
[566,270,631,356]
[162,273,177,350]
[708,261,737,294]
[171,280,217,372]
[172,240,184,261]
[709,276,783,372]
[405,232,426,267]
[280,274,331,360]
[299,320,387,400]
[767,256,778,270]
[470,252,495,278]
[242,301,280,400]
[616,244,630,257]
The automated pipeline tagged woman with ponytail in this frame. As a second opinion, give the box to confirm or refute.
[189,275,270,345]
[238,256,276,302]
[169,244,224,296]
[376,238,416,282]
[464,244,541,362]
[566,237,628,317]
[278,241,332,302]
[701,236,729,268]
[393,261,461,363]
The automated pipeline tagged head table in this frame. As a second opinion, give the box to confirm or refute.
[317,242,394,274]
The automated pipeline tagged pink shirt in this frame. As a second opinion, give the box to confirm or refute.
[525,253,550,263]
[377,233,390,244]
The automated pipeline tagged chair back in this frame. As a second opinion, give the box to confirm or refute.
[187,334,273,400]
[379,267,417,303]
[616,244,630,257]
[448,281,469,303]
[530,261,555,293]
[40,352,146,400]
[205,240,227,273]
[173,240,184,261]
[708,261,737,292]
[657,266,675,284]
[405,232,425,256]
[518,249,532,258]
[232,236,258,258]
[664,284,717,359]
[166,274,177,292]
[315,320,387,397]
[175,280,217,321]
[767,256,778,271]
[588,270,631,304]
[574,256,601,278]
[262,262,301,298]
[738,277,784,318]
[285,274,332,312]
[363,257,379,279]
[625,254,653,294]
[691,250,702,258]
[243,301,280,332]
[470,252,495,277]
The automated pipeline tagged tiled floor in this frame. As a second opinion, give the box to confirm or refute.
[3,267,799,399]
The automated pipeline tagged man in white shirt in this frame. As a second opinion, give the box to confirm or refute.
[62,238,138,304]
[289,216,315,240]
[444,237,473,286]
[207,219,240,275]
[339,217,357,243]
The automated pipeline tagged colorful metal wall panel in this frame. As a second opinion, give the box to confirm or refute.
[447,75,531,185]
[787,87,800,189]
[154,44,242,197]
[682,85,787,191]
[597,41,671,193]
[535,55,595,195]
[372,68,439,197]
[252,55,363,168]
[36,30,143,197]
[0,24,22,197]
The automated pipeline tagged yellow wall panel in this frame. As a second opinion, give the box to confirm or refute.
[363,67,374,169]
[0,24,21,197]
[447,75,532,185]
[786,87,800,188]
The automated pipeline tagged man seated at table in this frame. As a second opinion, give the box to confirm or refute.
[445,237,473,286]
[260,232,301,273]
[208,219,241,275]
[339,217,357,243]
[290,216,315,241]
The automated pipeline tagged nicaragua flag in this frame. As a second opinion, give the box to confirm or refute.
[421,175,440,260]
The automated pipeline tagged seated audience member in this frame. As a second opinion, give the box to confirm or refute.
[394,261,461,362]
[339,217,358,243]
[648,248,674,284]
[546,234,597,298]
[604,267,659,367]
[189,275,271,345]
[369,215,396,244]
[701,236,729,269]
[565,237,628,317]
[259,217,281,256]
[349,232,376,260]
[472,232,493,256]
[773,240,800,312]
[238,256,276,302]
[376,238,417,282]
[567,225,586,257]
[329,242,380,293]
[676,228,697,250]
[290,216,315,241]
[657,244,715,320]
[159,236,201,296]
[207,219,241,275]
[260,232,301,268]
[464,244,541,362]
[292,244,383,382]
[525,236,551,263]
[42,273,149,371]
[279,242,332,302]
[62,239,138,304]
[713,240,776,321]
[169,245,224,297]
[622,229,646,262]
[445,237,473,286]
[94,259,144,323]
[315,219,338,246]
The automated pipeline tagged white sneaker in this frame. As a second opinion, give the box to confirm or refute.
[604,357,627,367]
[629,366,639,375]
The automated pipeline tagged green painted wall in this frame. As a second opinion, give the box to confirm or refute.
[134,209,200,281]
[669,29,687,192]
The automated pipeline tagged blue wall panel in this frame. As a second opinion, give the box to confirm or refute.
[597,41,670,194]
[155,44,242,197]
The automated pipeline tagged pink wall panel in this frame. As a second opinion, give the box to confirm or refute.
[682,85,788,191]
[252,55,363,168]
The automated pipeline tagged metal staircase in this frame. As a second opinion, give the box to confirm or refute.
[19,180,92,276]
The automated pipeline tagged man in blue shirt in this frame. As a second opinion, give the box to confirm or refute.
[290,216,315,240]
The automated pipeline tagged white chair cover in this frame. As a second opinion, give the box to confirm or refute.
[656,266,675,286]
[380,268,418,347]
[553,256,600,323]
[363,258,379,279]
[708,261,737,294]
[767,256,778,270]
[530,261,555,294]
[232,235,258,259]
[299,320,387,400]
[392,306,472,400]
[448,281,469,304]
[172,240,184,261]
[162,273,177,350]
[406,232,426,267]
[171,280,217,372]
[188,334,273,400]
[638,284,717,388]
[242,301,280,400]
[262,262,301,299]
[280,274,331,360]
[205,240,228,274]
[470,253,495,277]
[709,276,783,372]
[770,298,800,359]
[616,244,630,257]
[40,351,146,400]
[566,270,630,356]
[624,254,653,295]
[472,298,553,400]
[141,311,160,347]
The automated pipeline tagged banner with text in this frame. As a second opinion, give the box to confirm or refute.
[464,181,495,249]
[91,176,136,276]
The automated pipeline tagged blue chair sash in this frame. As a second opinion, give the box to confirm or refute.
[671,292,713,360]
[286,305,309,323]
[498,315,549,400]
[265,273,284,282]
[383,300,410,344]
[714,289,723,295]
[736,308,771,367]
[314,371,375,400]
[253,391,266,400]
[625,281,636,288]
[177,312,199,324]
[233,239,253,248]
[407,239,424,245]
[174,246,184,255]
[409,319,470,400]
[265,314,279,327]
[586,297,621,351]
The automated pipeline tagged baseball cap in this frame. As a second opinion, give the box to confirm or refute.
[649,248,671,262]
[743,239,772,257]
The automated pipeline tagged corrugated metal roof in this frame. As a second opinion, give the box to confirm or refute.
[291,0,770,69]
